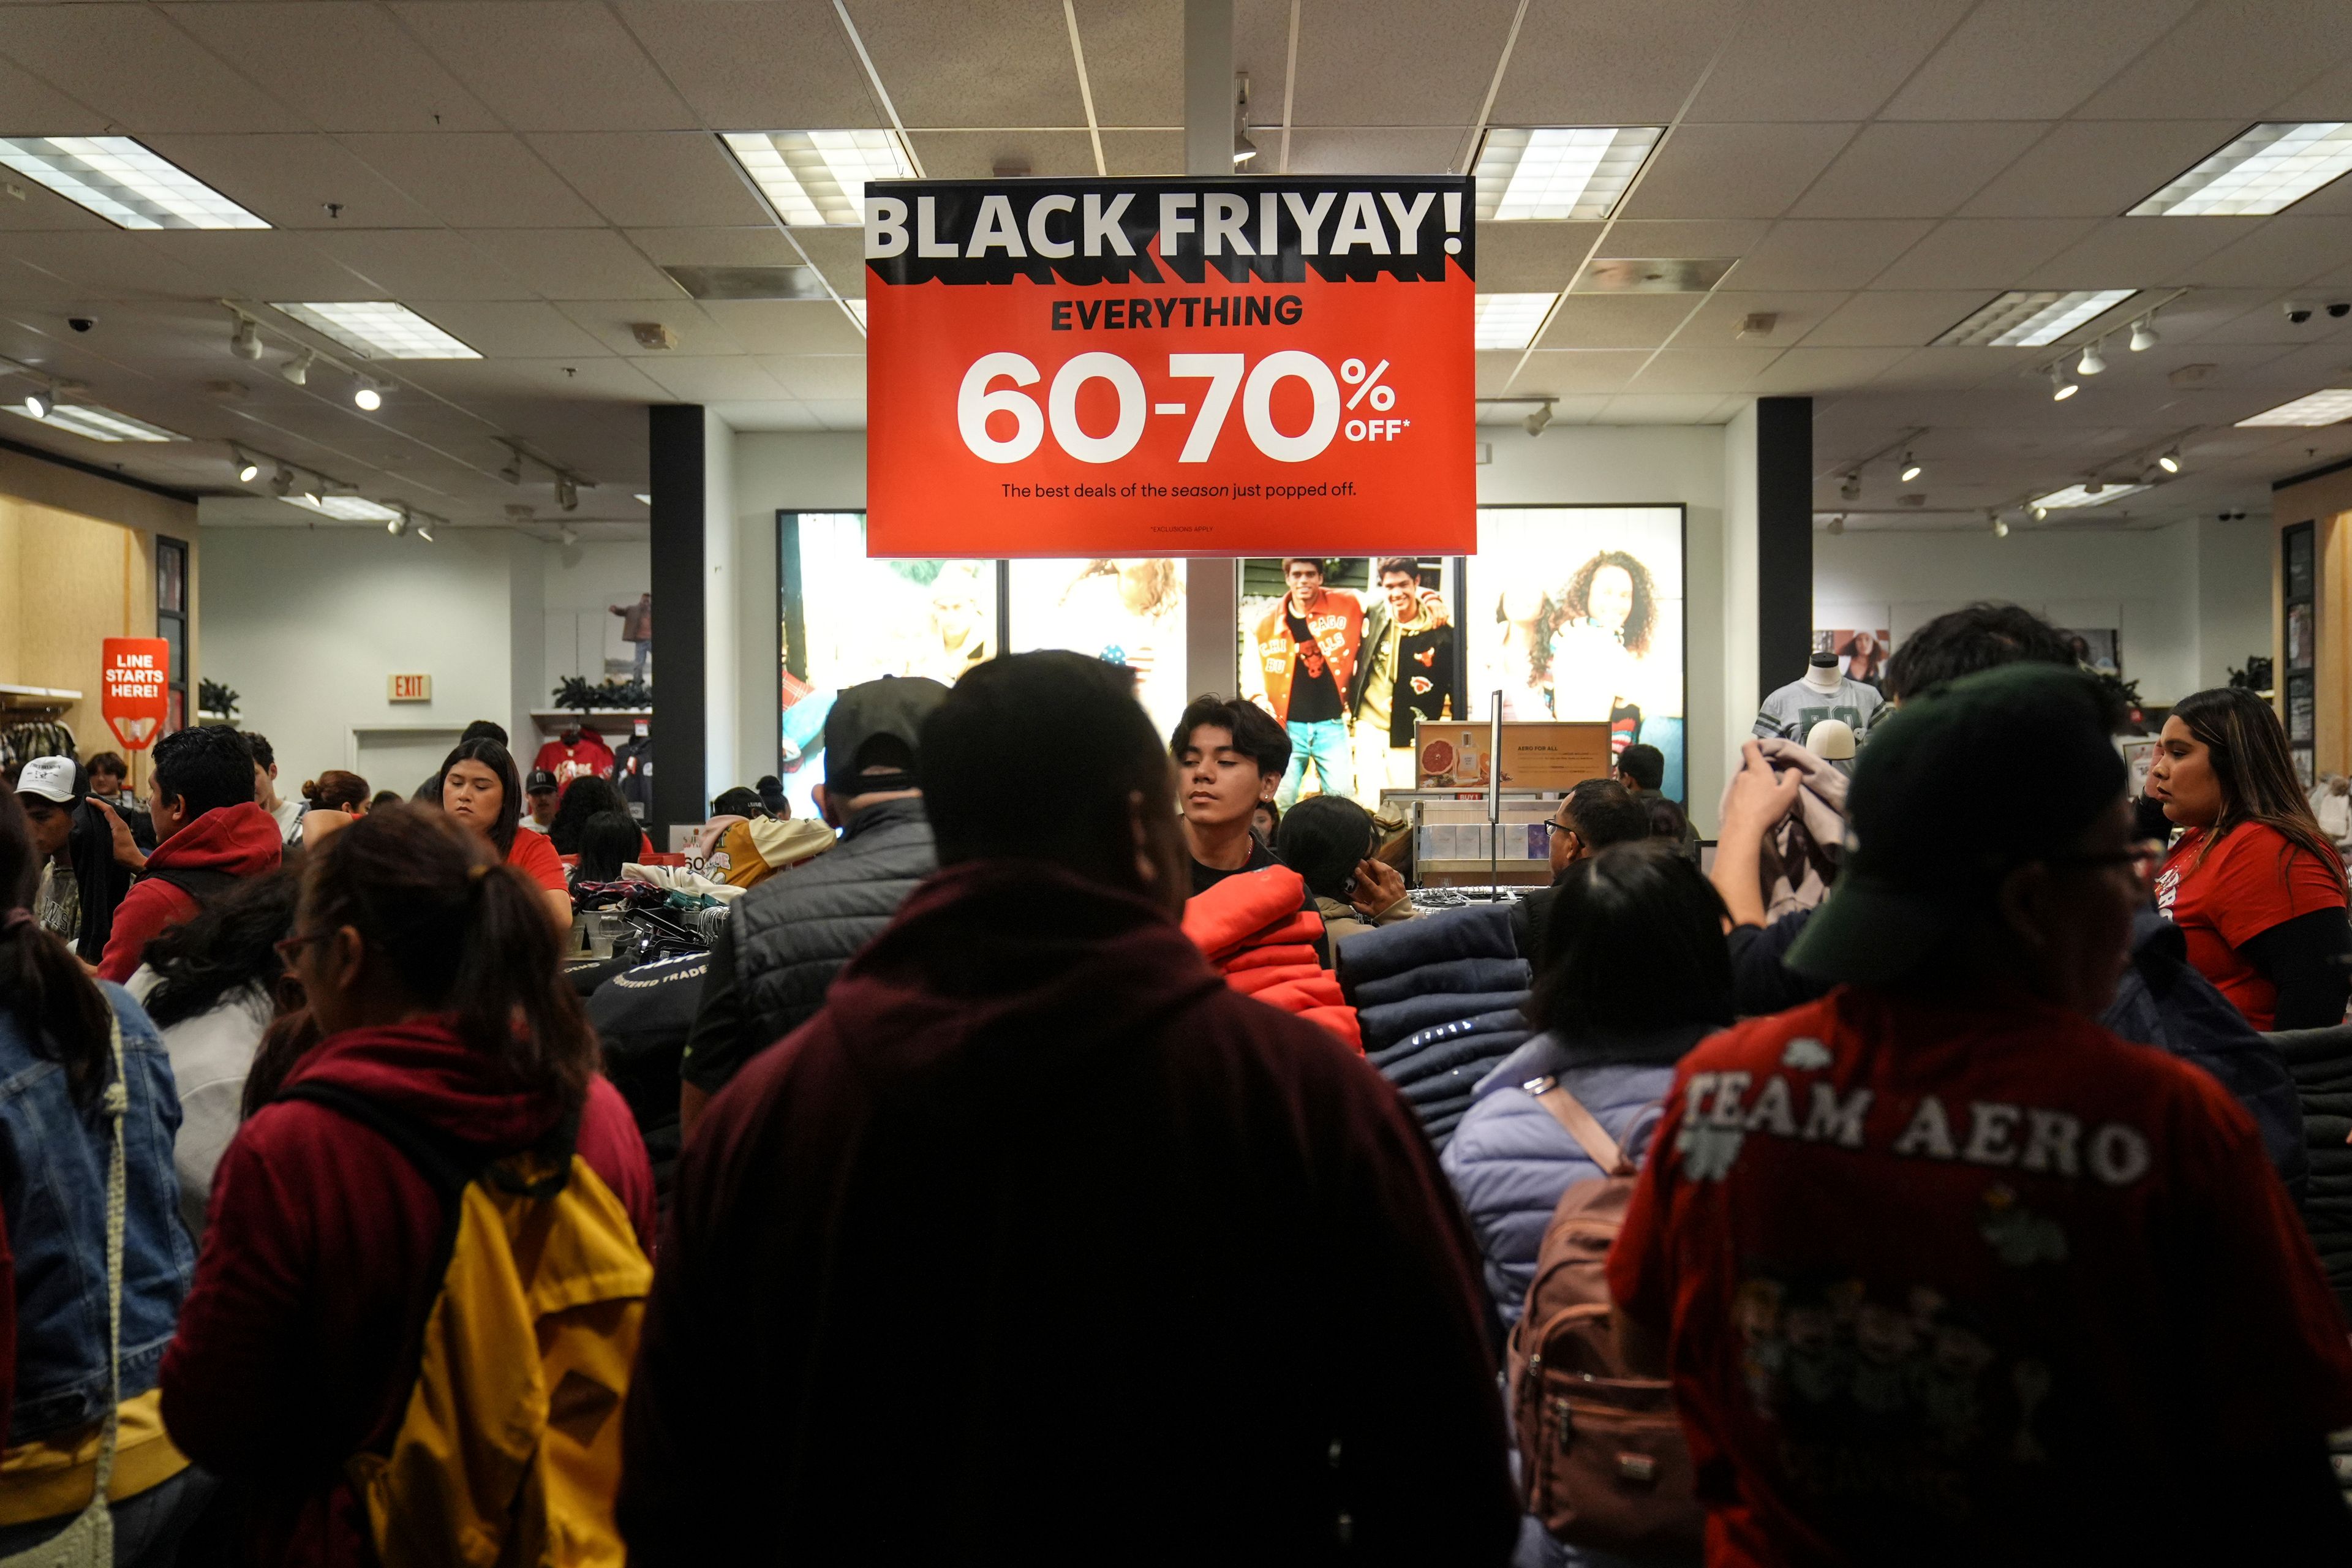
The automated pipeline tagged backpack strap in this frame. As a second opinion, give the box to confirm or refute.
[137,864,239,908]
[1522,1075,1635,1178]
[275,1080,478,1200]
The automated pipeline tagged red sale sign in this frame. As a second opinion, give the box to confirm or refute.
[100,637,171,751]
[865,177,1474,557]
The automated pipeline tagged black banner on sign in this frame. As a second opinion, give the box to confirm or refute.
[864,176,1476,288]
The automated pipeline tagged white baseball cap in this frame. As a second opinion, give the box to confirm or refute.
[15,757,77,805]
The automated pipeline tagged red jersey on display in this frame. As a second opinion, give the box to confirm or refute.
[1607,990,2352,1564]
[2155,823,2346,1030]
[533,730,615,790]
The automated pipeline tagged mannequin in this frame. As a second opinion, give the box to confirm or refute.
[1755,650,1884,744]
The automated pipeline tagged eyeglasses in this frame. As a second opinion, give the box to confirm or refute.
[1545,818,1577,836]
[273,930,335,965]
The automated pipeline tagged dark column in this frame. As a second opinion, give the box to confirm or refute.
[1755,396,1813,706]
[648,404,705,836]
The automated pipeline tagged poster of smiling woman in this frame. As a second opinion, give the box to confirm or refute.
[1463,506,1686,801]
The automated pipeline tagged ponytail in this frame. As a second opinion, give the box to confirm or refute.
[0,791,115,1112]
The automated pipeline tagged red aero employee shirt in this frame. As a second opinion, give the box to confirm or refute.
[506,828,567,893]
[1605,989,2352,1564]
[2155,823,2347,1030]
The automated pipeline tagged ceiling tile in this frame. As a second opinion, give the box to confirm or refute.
[2075,0,2352,121]
[1099,130,1182,177]
[1959,121,2252,219]
[303,229,531,300]
[1282,128,1469,175]
[138,230,382,300]
[0,51,111,135]
[1684,0,1975,121]
[1724,219,1936,290]
[1747,345,1913,393]
[1881,0,2200,120]
[1669,288,1850,347]
[530,134,769,228]
[1068,0,1183,126]
[608,1,881,131]
[1289,0,1515,127]
[1601,219,1771,258]
[2016,217,2252,288]
[2189,216,2352,288]
[554,300,733,356]
[799,398,867,430]
[695,299,865,355]
[628,355,786,402]
[624,227,806,268]
[1510,350,1651,393]
[710,400,827,432]
[1617,123,1858,220]
[785,227,866,296]
[756,355,865,401]
[1803,290,1999,347]
[1597,393,1739,423]
[1535,294,1700,351]
[1790,122,2050,219]
[396,356,674,402]
[336,135,604,228]
[843,0,1086,129]
[1868,218,2099,289]
[0,174,114,235]
[2267,53,2352,119]
[1623,347,1780,392]
[396,300,613,358]
[140,135,442,229]
[390,2,697,132]
[159,3,498,134]
[1473,222,1603,292]
[902,131,1101,181]
[459,230,682,301]
[1490,0,1746,126]
[0,5,305,133]
[0,232,224,302]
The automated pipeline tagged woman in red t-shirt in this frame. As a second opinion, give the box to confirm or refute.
[431,737,573,934]
[2148,687,2351,1029]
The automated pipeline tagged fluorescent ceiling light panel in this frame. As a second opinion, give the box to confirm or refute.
[10,402,185,442]
[721,130,915,227]
[270,302,479,360]
[290,495,402,522]
[2132,123,2352,217]
[0,136,267,230]
[1474,293,1558,350]
[2237,389,2352,426]
[2030,482,2151,510]
[1473,127,1662,221]
[845,299,869,326]
[1935,290,2138,348]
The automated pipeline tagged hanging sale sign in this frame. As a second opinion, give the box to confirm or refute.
[100,637,171,752]
[865,176,1476,558]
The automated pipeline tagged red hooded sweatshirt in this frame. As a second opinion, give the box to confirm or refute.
[96,802,283,982]
[618,860,1515,1566]
[159,1020,655,1568]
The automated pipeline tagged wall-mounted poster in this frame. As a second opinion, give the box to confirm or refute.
[1007,559,1188,743]
[778,511,998,819]
[1461,507,1686,800]
[1812,626,1891,688]
[2057,628,2121,677]
[1237,555,1459,805]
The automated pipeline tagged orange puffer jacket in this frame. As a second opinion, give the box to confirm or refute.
[1182,865,1363,1052]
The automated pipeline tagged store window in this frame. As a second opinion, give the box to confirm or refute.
[156,535,189,736]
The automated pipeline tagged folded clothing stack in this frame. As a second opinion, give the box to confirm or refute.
[2271,1023,2352,1322]
[1338,903,1531,1149]
[1183,865,1360,1051]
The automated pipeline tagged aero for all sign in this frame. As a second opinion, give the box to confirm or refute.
[865,177,1475,557]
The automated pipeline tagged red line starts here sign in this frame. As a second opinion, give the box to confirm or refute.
[101,636,171,751]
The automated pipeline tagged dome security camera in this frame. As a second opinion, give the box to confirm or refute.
[66,316,94,333]
[2285,301,2314,324]
[2331,303,2351,319]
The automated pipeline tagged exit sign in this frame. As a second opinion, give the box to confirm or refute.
[388,673,432,703]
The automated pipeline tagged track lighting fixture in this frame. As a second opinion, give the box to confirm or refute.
[415,519,434,543]
[1232,74,1257,166]
[1994,515,2009,538]
[384,514,406,538]
[1826,513,1845,535]
[230,317,261,361]
[300,484,320,506]
[2076,339,2106,376]
[2031,503,2048,521]
[2158,444,2182,474]
[269,464,293,496]
[557,525,579,546]
[353,381,382,412]
[1839,472,1860,502]
[234,449,259,483]
[2048,363,2077,401]
[1899,451,1921,482]
[499,448,522,484]
[556,473,578,511]
[1524,402,1553,437]
[2129,315,2160,352]
[280,351,312,387]
[2083,477,2105,495]
[22,385,49,420]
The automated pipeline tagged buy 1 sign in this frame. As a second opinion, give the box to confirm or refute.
[864,176,1475,557]
[100,637,172,752]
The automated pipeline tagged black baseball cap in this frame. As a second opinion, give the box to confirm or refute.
[1786,663,2126,986]
[526,769,560,793]
[824,676,949,795]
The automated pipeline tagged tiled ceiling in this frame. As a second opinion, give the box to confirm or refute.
[0,0,2346,537]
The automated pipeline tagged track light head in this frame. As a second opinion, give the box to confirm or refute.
[557,525,579,546]
[556,473,579,511]
[385,514,405,537]
[2076,340,2105,376]
[230,317,262,360]
[1839,472,1860,502]
[280,351,311,386]
[236,457,258,483]
[1994,517,2009,538]
[353,381,382,412]
[2158,445,2182,474]
[2129,317,2159,352]
[1899,451,1921,483]
[2083,477,2105,495]
[270,464,293,497]
[2048,363,2077,401]
[416,519,434,543]
[1523,402,1552,437]
[2031,503,2048,521]
[23,387,49,420]
[1826,513,1845,535]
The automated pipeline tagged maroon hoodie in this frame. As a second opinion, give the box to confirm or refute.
[96,801,283,982]
[160,1020,655,1568]
[619,860,1517,1566]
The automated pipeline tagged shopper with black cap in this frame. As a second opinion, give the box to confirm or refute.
[1609,663,2352,1562]
[678,674,948,1138]
[518,768,560,835]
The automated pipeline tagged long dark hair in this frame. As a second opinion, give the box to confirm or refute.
[141,869,300,1030]
[432,737,522,858]
[575,811,641,884]
[2173,687,2348,894]
[1562,549,1660,658]
[1525,840,1732,1044]
[0,783,113,1110]
[298,804,594,1109]
[548,775,629,855]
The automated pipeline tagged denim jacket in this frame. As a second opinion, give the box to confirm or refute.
[0,982,193,1441]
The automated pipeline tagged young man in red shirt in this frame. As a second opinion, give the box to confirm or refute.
[97,725,284,983]
[1608,664,2352,1563]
